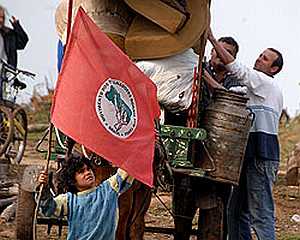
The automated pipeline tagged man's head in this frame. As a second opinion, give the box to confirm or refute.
[254,48,283,76]
[210,36,239,72]
[0,6,5,29]
[58,154,96,193]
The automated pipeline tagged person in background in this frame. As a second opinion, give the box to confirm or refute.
[0,6,29,224]
[208,27,283,240]
[0,5,28,99]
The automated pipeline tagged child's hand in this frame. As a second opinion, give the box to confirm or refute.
[38,170,48,185]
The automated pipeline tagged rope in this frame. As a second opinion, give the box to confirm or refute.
[33,123,53,240]
[153,191,194,221]
[153,191,174,218]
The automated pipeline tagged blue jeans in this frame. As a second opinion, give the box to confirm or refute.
[228,157,279,240]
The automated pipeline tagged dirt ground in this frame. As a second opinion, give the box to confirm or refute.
[0,125,299,239]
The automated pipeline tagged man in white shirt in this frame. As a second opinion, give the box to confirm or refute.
[207,27,283,240]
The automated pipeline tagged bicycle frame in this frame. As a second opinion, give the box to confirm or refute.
[0,59,34,163]
[13,114,26,137]
[0,58,35,103]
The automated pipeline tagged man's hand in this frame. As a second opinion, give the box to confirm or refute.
[207,27,235,65]
[9,16,18,25]
[204,69,226,91]
[38,170,49,186]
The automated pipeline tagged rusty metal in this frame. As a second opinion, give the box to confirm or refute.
[201,88,252,185]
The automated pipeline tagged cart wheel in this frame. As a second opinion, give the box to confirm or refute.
[15,188,36,240]
[5,107,28,164]
[0,105,14,156]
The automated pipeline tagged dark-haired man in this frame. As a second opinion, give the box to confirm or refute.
[208,28,283,240]
[171,36,243,240]
[202,36,246,109]
[207,36,240,88]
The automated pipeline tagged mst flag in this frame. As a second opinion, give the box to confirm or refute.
[51,8,160,186]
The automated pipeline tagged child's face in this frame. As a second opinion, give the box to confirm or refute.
[74,164,96,192]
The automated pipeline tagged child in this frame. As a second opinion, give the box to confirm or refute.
[37,154,134,240]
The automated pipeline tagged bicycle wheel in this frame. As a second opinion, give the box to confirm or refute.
[5,107,27,164]
[0,105,14,156]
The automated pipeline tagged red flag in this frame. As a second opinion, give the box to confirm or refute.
[51,7,160,186]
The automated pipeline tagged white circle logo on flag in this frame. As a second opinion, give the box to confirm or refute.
[95,78,138,138]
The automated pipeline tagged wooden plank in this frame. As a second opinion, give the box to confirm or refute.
[0,164,44,192]
[35,219,202,237]
[125,0,186,34]
[144,226,200,236]
[0,196,17,208]
[0,163,20,186]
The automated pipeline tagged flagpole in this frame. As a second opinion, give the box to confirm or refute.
[66,0,74,46]
[32,2,74,239]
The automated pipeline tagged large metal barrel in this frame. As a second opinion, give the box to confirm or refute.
[200,88,253,185]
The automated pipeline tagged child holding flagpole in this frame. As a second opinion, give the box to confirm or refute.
[37,154,134,240]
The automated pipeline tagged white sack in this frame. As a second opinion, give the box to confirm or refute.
[136,49,198,113]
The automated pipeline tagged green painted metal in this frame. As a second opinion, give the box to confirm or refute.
[160,125,207,170]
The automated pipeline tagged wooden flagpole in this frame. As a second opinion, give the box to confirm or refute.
[32,1,74,239]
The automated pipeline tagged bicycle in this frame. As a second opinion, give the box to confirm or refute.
[0,59,35,163]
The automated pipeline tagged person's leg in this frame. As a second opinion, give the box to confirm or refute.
[173,174,197,240]
[116,185,135,240]
[198,198,224,240]
[247,159,279,240]
[227,160,251,240]
[219,183,232,240]
[128,183,152,240]
[239,202,251,240]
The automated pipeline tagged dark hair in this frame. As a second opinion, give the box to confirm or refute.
[56,154,93,194]
[218,37,239,57]
[268,48,283,75]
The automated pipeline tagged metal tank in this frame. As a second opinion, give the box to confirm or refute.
[200,88,253,185]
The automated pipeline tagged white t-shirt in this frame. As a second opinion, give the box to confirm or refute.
[0,34,7,72]
[226,60,283,135]
[136,49,198,113]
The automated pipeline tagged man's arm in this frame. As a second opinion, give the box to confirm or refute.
[10,16,29,50]
[207,27,272,98]
[207,27,235,65]
[203,69,226,90]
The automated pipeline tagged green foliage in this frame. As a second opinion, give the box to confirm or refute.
[279,115,300,171]
[279,235,300,240]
